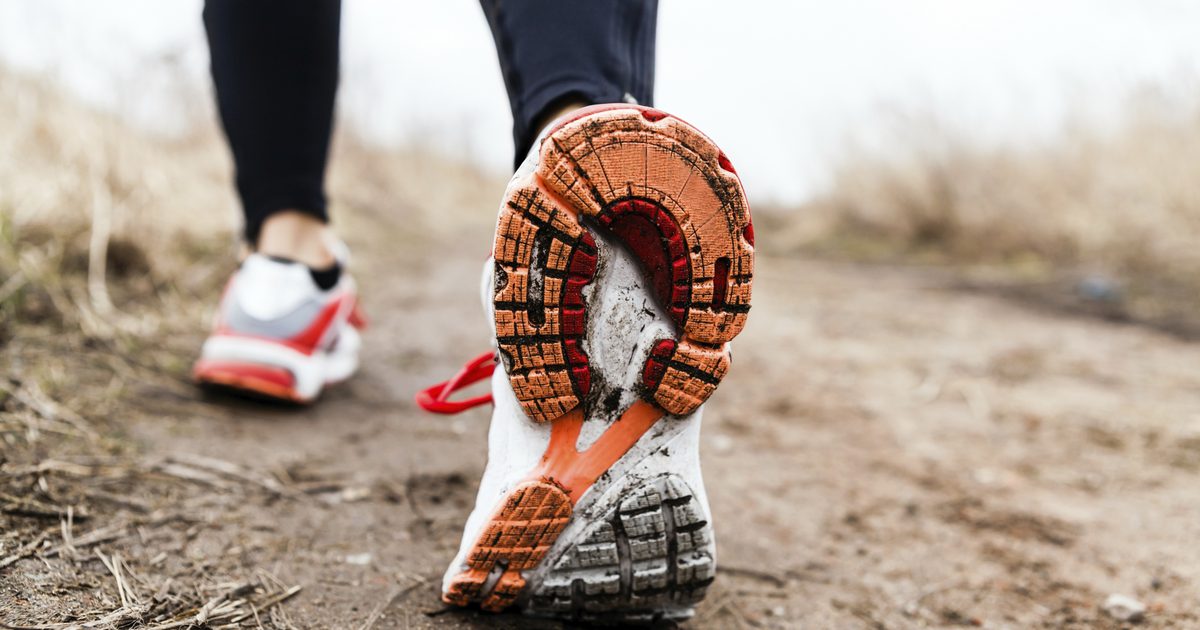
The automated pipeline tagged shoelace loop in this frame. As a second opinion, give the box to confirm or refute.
[415,350,496,414]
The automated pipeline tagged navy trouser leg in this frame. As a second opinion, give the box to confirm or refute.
[479,0,659,167]
[203,0,658,240]
[203,0,340,244]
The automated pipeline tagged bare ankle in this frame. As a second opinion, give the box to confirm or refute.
[256,211,336,269]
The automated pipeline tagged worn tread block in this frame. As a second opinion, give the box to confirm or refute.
[528,475,715,620]
[650,340,732,416]
[540,107,754,348]
[496,105,754,424]
[445,481,573,611]
[493,183,597,423]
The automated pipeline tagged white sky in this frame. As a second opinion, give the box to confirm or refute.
[3,1,1200,204]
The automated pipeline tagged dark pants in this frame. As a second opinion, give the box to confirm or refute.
[203,0,658,244]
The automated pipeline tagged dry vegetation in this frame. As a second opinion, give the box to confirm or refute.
[0,66,303,628]
[764,87,1200,335]
[0,68,498,628]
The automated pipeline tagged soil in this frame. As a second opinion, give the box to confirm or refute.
[4,210,1200,629]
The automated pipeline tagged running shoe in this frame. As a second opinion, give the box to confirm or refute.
[194,249,365,404]
[422,104,754,622]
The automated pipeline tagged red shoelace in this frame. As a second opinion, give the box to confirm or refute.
[415,350,496,414]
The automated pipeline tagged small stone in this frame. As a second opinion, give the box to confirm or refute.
[340,486,371,502]
[1103,593,1146,623]
[1078,274,1122,303]
[345,553,372,566]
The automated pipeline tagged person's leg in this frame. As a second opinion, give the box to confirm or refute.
[203,0,341,268]
[478,0,658,167]
[195,0,364,404]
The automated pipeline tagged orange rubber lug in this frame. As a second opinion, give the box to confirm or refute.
[443,480,572,609]
[482,570,527,612]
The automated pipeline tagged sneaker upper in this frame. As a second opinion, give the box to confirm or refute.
[195,250,364,402]
[211,253,359,355]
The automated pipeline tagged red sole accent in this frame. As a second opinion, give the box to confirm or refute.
[193,359,305,403]
[598,198,693,328]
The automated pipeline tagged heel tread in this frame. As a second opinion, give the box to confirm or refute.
[528,475,715,620]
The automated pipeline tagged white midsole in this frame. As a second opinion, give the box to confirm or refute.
[199,327,361,401]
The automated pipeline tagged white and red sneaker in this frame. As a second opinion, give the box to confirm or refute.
[194,250,365,404]
[420,104,754,622]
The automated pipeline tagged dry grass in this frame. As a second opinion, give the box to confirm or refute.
[751,86,1200,335]
[0,66,237,346]
[770,87,1200,290]
[0,65,501,628]
[0,62,500,343]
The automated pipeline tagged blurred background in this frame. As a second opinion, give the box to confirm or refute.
[5,0,1200,202]
[5,0,1200,325]
[4,2,1200,628]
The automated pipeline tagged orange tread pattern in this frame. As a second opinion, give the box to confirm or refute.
[539,106,753,416]
[443,481,573,612]
[495,105,753,421]
[445,403,665,612]
[648,340,731,417]
[493,185,598,423]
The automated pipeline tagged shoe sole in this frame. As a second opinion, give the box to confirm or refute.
[194,327,362,404]
[445,105,753,617]
[525,473,715,622]
[194,358,309,403]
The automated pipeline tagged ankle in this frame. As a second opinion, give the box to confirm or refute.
[534,100,588,138]
[255,211,336,269]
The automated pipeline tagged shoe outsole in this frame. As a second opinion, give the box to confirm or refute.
[194,319,363,406]
[194,359,309,404]
[493,105,753,421]
[442,480,573,611]
[447,105,752,618]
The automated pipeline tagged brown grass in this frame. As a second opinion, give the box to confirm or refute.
[0,64,500,344]
[774,87,1200,289]
[0,66,502,627]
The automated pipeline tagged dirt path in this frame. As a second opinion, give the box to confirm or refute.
[6,213,1200,628]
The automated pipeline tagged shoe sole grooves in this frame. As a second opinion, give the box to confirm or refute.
[493,183,597,421]
[448,104,750,615]
[442,480,572,612]
[527,475,716,621]
[540,105,752,417]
